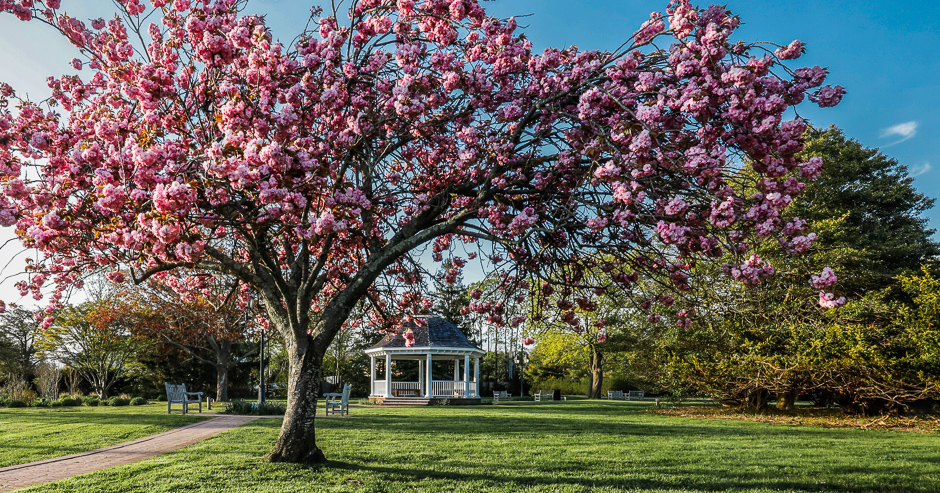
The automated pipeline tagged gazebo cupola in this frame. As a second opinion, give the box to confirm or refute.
[365,315,484,401]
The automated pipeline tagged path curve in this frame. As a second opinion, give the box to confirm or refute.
[0,415,259,492]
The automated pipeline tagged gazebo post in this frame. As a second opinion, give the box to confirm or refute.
[474,357,480,397]
[425,353,433,398]
[418,359,424,397]
[370,355,376,396]
[385,353,392,397]
[463,354,470,398]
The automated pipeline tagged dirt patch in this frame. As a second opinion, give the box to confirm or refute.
[649,405,940,433]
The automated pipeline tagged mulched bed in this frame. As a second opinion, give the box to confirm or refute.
[649,405,940,433]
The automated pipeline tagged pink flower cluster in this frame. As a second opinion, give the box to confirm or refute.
[0,0,842,339]
[818,291,846,309]
[403,328,415,347]
[810,267,837,289]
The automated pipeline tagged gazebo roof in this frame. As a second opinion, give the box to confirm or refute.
[365,315,481,354]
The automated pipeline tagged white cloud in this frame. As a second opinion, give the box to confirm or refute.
[910,162,931,177]
[880,121,918,146]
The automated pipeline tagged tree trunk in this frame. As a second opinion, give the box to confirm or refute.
[216,363,230,402]
[742,388,769,410]
[587,348,604,399]
[265,336,326,464]
[776,389,797,411]
[210,339,233,402]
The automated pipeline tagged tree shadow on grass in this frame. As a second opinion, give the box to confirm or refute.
[321,459,936,493]
[303,405,940,493]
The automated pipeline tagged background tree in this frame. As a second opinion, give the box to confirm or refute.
[129,273,256,402]
[0,306,41,387]
[39,301,148,399]
[430,259,475,343]
[0,1,841,462]
[653,126,939,410]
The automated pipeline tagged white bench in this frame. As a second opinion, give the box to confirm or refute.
[165,383,203,414]
[607,390,625,400]
[325,383,352,416]
[534,390,554,402]
[628,390,645,400]
[493,390,512,402]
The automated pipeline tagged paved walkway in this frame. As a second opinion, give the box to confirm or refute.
[0,415,260,492]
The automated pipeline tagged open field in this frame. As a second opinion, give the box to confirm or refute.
[0,404,206,468]
[7,400,940,492]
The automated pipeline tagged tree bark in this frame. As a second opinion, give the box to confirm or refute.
[216,362,230,402]
[265,335,327,464]
[587,348,604,399]
[776,389,797,411]
[209,338,233,402]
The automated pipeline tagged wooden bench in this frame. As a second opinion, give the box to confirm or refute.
[493,390,512,402]
[165,383,203,414]
[325,383,351,416]
[533,390,554,402]
[628,390,645,400]
[607,390,625,400]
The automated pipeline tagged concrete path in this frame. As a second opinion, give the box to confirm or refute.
[0,415,259,492]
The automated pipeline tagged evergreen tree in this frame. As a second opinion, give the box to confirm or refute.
[791,125,939,295]
[431,259,476,344]
[655,126,940,410]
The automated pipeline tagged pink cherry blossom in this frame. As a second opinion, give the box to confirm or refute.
[0,0,842,462]
[818,291,846,309]
[810,267,838,289]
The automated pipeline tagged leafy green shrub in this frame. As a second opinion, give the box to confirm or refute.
[82,396,100,407]
[58,397,82,407]
[256,402,286,415]
[50,399,63,407]
[33,399,49,407]
[8,400,26,408]
[156,394,167,402]
[130,397,147,406]
[223,399,254,415]
[13,389,36,403]
[223,399,286,416]
[108,396,130,407]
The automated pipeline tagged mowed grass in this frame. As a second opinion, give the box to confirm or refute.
[0,403,206,467]
[12,400,940,493]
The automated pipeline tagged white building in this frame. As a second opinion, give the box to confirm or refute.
[365,315,484,404]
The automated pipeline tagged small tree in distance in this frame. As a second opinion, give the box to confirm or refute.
[39,301,147,399]
[0,0,842,462]
[130,273,255,402]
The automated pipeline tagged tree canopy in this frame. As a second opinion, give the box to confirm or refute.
[0,0,841,462]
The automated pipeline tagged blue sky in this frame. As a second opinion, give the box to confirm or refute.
[0,0,938,303]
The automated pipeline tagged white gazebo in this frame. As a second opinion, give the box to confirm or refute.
[365,315,484,402]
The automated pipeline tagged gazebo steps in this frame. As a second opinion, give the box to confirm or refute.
[377,397,432,406]
[372,397,483,406]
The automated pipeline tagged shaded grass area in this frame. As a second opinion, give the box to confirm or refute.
[0,404,206,468]
[652,405,940,433]
[16,401,940,492]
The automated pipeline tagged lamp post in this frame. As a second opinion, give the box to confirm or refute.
[258,326,266,406]
[246,297,265,406]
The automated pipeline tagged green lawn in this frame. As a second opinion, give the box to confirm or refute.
[0,403,207,468]
[11,401,940,492]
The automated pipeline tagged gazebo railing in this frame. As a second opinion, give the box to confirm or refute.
[371,379,478,397]
[431,380,478,397]
[391,381,421,396]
